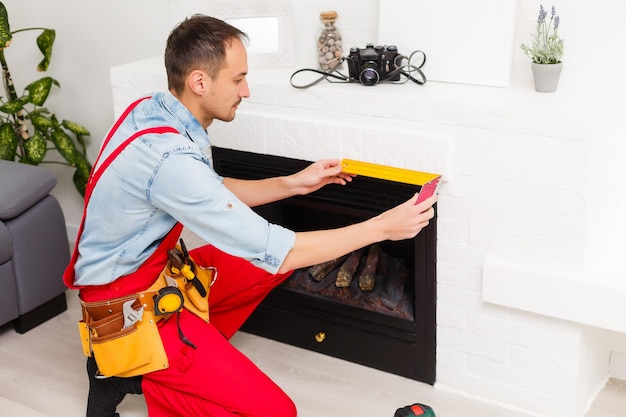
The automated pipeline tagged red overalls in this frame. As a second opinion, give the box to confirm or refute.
[64,97,296,417]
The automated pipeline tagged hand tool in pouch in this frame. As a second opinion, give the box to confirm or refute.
[122,299,144,330]
[168,239,207,297]
[154,239,204,349]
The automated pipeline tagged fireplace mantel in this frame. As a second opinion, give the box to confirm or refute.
[111,57,603,134]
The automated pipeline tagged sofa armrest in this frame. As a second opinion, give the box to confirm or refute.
[0,161,57,220]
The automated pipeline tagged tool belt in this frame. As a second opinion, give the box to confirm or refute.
[78,240,216,378]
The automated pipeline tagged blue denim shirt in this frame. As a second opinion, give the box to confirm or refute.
[73,92,295,286]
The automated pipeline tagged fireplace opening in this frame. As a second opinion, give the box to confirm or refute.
[285,243,414,321]
[212,147,437,384]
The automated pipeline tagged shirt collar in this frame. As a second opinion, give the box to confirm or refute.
[157,91,212,150]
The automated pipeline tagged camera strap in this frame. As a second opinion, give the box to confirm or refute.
[290,50,427,89]
[390,50,428,85]
[290,58,351,89]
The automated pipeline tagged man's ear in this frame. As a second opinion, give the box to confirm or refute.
[188,70,210,96]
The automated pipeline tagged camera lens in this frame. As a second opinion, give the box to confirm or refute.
[359,62,380,86]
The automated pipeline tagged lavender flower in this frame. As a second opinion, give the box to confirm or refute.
[521,4,564,64]
[538,5,547,24]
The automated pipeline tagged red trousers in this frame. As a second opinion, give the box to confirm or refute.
[140,245,296,417]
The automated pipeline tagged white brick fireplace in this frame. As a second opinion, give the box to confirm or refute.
[109,1,626,416]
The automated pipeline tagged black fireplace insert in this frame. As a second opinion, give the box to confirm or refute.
[212,146,436,384]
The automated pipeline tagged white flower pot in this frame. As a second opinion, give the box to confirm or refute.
[531,62,563,92]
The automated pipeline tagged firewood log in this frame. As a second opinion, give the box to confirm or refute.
[335,248,364,287]
[358,244,380,291]
[306,268,339,293]
[308,255,347,281]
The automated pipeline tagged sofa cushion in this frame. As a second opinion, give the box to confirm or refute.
[0,160,57,220]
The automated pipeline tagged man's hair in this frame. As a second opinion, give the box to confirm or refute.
[165,15,248,95]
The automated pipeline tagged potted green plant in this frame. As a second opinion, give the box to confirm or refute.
[0,1,91,195]
[520,4,564,92]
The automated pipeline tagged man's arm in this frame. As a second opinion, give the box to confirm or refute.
[277,194,437,274]
[223,159,353,207]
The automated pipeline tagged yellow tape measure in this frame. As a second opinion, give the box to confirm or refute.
[341,159,440,186]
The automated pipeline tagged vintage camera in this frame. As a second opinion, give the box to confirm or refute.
[346,44,401,86]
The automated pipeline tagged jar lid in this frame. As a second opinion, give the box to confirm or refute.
[320,10,338,21]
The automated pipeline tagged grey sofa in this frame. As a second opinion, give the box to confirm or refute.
[0,160,70,333]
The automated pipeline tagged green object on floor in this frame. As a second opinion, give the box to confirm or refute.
[394,403,436,417]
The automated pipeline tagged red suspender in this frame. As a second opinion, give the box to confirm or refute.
[63,97,180,292]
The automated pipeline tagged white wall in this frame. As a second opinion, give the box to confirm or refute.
[1,0,171,226]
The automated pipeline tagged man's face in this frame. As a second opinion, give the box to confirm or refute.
[203,38,250,124]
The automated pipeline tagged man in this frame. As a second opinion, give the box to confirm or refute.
[65,14,437,417]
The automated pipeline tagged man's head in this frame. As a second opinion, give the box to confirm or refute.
[165,15,247,94]
[165,15,250,126]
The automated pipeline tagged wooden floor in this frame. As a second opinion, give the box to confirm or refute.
[0,292,624,417]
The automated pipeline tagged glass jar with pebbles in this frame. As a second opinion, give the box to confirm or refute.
[317,10,343,70]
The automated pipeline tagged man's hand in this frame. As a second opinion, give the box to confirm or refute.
[375,194,437,241]
[289,159,354,195]
[223,159,353,207]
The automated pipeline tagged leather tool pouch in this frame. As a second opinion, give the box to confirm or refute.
[89,308,166,377]
[163,250,215,323]
[76,243,215,377]
[78,275,169,378]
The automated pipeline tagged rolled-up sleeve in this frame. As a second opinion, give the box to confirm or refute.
[254,223,296,273]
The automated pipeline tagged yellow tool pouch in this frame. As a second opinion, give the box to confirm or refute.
[162,247,216,323]
[77,240,216,378]
[89,308,166,377]
[78,275,170,378]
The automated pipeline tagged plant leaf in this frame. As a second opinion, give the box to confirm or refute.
[62,119,90,136]
[73,153,91,196]
[36,29,55,71]
[25,76,59,106]
[0,122,18,160]
[29,112,58,131]
[0,3,12,49]
[23,131,47,163]
[0,96,29,114]
[63,120,90,156]
[50,128,77,164]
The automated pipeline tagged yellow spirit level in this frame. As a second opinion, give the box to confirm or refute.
[341,159,440,186]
